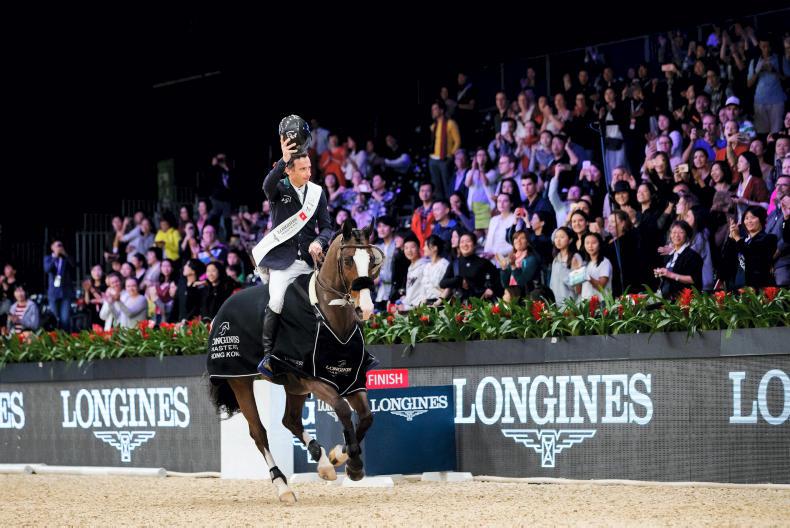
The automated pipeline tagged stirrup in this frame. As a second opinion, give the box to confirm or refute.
[257,355,274,377]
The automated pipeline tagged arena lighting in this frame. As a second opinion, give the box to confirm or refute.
[152,70,221,89]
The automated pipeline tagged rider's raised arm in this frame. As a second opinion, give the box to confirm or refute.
[262,159,286,201]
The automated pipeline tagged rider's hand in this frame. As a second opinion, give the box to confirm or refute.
[309,241,324,263]
[281,137,299,163]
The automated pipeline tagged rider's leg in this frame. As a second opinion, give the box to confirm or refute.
[258,260,313,375]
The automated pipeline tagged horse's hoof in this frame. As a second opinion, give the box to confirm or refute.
[346,465,365,482]
[278,490,297,505]
[317,448,337,481]
[328,444,348,467]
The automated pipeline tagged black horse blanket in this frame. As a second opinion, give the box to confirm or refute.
[206,275,375,395]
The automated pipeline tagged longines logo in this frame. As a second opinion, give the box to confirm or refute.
[0,391,25,429]
[60,386,190,463]
[502,429,596,468]
[94,431,156,462]
[729,370,790,425]
[454,374,653,469]
[315,396,449,422]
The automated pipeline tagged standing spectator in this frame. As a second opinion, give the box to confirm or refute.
[748,37,787,135]
[454,72,477,141]
[123,217,155,262]
[488,118,518,162]
[208,153,234,240]
[429,100,461,200]
[548,164,583,229]
[196,200,212,234]
[449,149,469,202]
[482,193,517,263]
[157,259,178,322]
[580,232,612,300]
[654,221,703,299]
[104,216,126,265]
[374,216,398,310]
[599,87,630,177]
[201,262,236,320]
[310,118,330,156]
[733,152,770,221]
[465,149,496,231]
[485,91,509,139]
[723,206,778,289]
[44,240,75,331]
[684,207,715,291]
[766,175,790,286]
[174,259,206,322]
[319,134,346,185]
[82,264,105,326]
[155,211,181,262]
[439,232,501,302]
[411,182,435,248]
[497,230,541,292]
[178,206,193,234]
[8,285,39,334]
[550,227,584,305]
[0,263,19,320]
[198,225,228,265]
[520,172,555,223]
[605,210,642,296]
[749,138,777,191]
[342,136,369,182]
[142,247,162,289]
[99,273,123,330]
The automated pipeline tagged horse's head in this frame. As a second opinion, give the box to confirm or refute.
[326,220,383,320]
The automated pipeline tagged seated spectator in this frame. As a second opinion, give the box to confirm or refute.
[323,172,346,213]
[482,193,517,264]
[449,192,475,232]
[111,277,148,329]
[465,149,496,231]
[723,205,778,289]
[201,262,237,320]
[123,217,155,262]
[439,231,501,302]
[142,247,162,289]
[8,285,40,334]
[569,210,590,254]
[155,212,181,262]
[370,174,395,214]
[411,182,435,248]
[715,118,749,163]
[766,175,790,286]
[196,199,212,234]
[226,250,248,283]
[374,216,399,309]
[497,230,541,292]
[180,222,200,262]
[82,264,105,325]
[419,236,450,306]
[497,177,520,206]
[130,252,147,284]
[430,200,458,254]
[0,263,19,324]
[749,138,776,191]
[550,227,584,305]
[99,273,123,330]
[334,209,356,232]
[708,160,734,192]
[520,172,555,224]
[397,237,426,311]
[174,259,206,322]
[343,135,368,183]
[655,221,703,299]
[157,259,178,322]
[580,232,612,300]
[198,224,228,265]
[178,206,193,234]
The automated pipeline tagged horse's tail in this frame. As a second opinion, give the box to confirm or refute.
[209,378,241,416]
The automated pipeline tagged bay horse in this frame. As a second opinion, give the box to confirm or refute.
[207,221,383,504]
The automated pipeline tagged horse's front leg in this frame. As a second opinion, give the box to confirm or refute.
[281,390,336,481]
[227,377,296,504]
[307,381,364,481]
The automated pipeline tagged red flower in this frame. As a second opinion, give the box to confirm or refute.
[370,321,380,329]
[491,304,501,316]
[386,315,395,326]
[617,305,624,319]
[137,320,149,332]
[48,331,58,343]
[455,313,465,324]
[678,288,694,308]
[603,309,610,317]
[16,333,25,344]
[92,324,104,334]
[531,301,545,321]
[419,315,430,324]
[387,303,398,314]
[714,290,727,307]
[588,296,600,317]
[628,294,646,305]
[763,287,779,303]
[70,332,80,338]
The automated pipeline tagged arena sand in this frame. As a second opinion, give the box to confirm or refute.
[2,474,789,527]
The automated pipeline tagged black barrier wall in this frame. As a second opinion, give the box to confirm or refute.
[406,356,790,483]
[0,375,219,472]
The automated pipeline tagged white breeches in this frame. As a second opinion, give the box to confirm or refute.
[267,259,312,313]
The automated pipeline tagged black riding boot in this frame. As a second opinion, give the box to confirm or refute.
[257,308,281,376]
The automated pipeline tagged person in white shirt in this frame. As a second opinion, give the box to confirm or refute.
[99,273,123,331]
[420,235,450,305]
[482,193,517,264]
[398,238,426,311]
[103,277,148,329]
[580,232,612,300]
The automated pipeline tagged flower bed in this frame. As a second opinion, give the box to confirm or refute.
[1,288,787,367]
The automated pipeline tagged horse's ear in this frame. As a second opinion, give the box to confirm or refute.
[342,220,353,242]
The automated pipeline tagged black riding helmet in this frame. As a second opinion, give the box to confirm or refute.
[278,114,312,155]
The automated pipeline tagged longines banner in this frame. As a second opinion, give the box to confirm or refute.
[408,356,790,483]
[0,376,219,472]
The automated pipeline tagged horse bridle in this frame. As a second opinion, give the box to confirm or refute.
[314,241,384,307]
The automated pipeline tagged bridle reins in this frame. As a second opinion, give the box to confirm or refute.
[314,240,384,308]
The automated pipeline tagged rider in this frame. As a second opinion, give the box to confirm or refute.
[254,115,334,374]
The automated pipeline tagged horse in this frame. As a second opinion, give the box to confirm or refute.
[206,221,384,504]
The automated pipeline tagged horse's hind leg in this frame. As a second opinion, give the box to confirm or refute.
[282,391,336,481]
[227,377,296,504]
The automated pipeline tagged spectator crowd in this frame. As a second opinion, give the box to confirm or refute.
[2,22,790,336]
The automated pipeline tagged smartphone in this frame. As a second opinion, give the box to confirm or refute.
[500,123,509,135]
[582,160,591,170]
[677,163,689,173]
